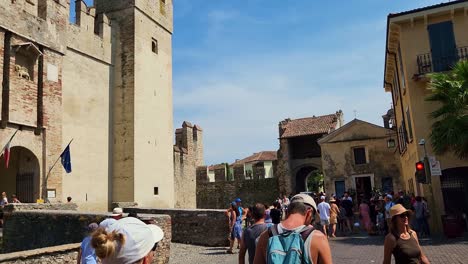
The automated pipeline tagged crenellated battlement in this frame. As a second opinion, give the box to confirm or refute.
[67,1,111,63]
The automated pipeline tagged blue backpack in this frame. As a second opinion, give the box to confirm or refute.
[266,225,314,264]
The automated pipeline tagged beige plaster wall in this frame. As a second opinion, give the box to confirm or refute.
[133,9,174,208]
[320,122,402,195]
[61,48,111,212]
[391,9,468,214]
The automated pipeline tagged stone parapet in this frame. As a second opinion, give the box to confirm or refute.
[2,210,171,264]
[0,243,79,263]
[124,208,229,247]
[2,203,77,213]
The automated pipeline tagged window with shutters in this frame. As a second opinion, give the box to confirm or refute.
[406,107,414,142]
[427,21,458,72]
[398,45,406,93]
[392,74,400,104]
[353,147,367,165]
[398,121,408,153]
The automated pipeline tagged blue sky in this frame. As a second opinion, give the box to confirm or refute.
[80,0,446,165]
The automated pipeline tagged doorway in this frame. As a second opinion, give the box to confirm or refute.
[354,175,373,200]
[0,146,40,203]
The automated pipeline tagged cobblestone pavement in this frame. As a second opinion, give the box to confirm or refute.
[170,234,468,264]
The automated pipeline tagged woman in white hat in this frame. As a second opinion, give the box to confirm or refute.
[91,217,164,264]
[383,204,429,264]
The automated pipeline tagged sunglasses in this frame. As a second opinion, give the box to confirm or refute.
[399,213,409,219]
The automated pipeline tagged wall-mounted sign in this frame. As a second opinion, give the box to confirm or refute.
[47,189,56,198]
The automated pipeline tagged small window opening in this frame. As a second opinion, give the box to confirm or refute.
[152,38,158,54]
[154,187,159,195]
[353,147,367,165]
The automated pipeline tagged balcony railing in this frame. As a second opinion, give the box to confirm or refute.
[417,46,468,75]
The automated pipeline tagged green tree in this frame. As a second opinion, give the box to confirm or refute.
[426,60,468,159]
[307,170,324,192]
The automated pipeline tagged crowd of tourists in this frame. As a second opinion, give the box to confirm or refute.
[227,191,431,264]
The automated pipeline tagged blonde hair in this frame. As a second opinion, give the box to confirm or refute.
[91,228,126,259]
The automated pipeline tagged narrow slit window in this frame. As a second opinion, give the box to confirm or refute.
[152,38,158,54]
[154,187,159,195]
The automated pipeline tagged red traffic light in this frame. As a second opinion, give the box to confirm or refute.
[416,161,424,171]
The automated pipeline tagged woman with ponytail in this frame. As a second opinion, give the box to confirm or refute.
[91,217,164,264]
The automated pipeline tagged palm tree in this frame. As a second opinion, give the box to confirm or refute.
[426,60,468,159]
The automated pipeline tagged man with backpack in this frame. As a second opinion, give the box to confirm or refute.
[239,203,268,264]
[253,194,332,264]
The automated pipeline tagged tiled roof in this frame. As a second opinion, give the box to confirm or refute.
[388,0,468,18]
[280,114,338,138]
[233,151,277,165]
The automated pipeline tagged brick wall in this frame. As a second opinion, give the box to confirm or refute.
[197,178,279,209]
[2,210,171,264]
[125,208,229,247]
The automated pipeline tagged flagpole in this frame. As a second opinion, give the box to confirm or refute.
[42,139,74,199]
[1,128,19,154]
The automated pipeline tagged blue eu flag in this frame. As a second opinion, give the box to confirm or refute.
[60,145,72,173]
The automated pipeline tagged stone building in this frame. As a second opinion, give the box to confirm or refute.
[318,119,402,199]
[0,0,174,211]
[173,121,203,208]
[276,111,344,195]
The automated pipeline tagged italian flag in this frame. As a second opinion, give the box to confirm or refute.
[1,130,18,168]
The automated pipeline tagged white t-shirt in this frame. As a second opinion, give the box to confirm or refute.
[317,202,331,220]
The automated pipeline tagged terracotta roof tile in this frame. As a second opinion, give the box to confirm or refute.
[233,151,277,165]
[280,114,339,138]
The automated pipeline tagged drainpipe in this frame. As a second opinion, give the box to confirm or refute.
[1,31,12,128]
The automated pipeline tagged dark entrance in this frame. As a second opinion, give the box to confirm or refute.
[355,176,372,199]
[441,167,468,217]
[295,166,318,194]
[0,146,40,203]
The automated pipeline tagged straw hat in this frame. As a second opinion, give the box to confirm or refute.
[389,204,411,218]
[329,198,336,203]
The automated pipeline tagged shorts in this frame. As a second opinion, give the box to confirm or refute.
[230,223,242,240]
[320,219,330,226]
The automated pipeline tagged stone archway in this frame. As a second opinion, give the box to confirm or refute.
[0,146,40,203]
[295,166,318,194]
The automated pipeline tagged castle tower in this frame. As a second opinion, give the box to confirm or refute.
[193,125,204,167]
[95,0,174,208]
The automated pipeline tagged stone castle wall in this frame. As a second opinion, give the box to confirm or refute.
[0,0,176,210]
[124,208,228,247]
[196,166,279,209]
[173,122,203,209]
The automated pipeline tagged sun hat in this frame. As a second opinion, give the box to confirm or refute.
[389,204,411,218]
[111,207,123,216]
[329,198,336,203]
[99,218,117,229]
[102,217,164,264]
[290,193,317,211]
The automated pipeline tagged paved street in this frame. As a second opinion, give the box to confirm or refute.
[170,234,468,264]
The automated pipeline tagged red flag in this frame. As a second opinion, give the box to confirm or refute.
[3,140,10,168]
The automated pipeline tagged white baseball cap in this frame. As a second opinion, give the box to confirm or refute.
[320,196,326,200]
[290,193,317,211]
[102,217,164,264]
